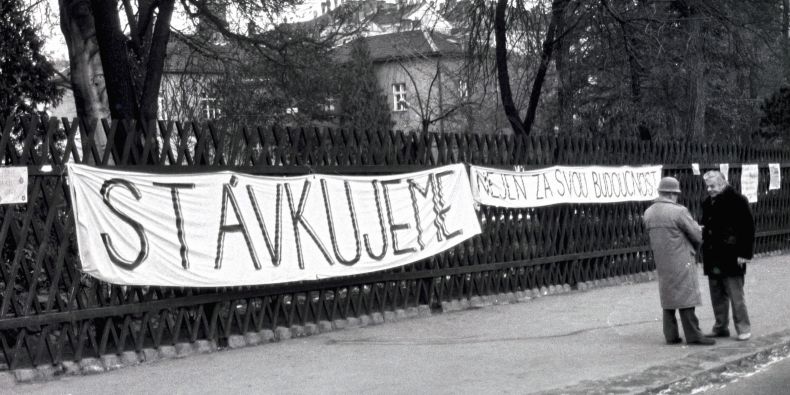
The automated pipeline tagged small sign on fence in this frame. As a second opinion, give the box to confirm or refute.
[719,163,729,181]
[740,164,759,203]
[769,163,781,190]
[0,167,27,204]
[692,163,700,175]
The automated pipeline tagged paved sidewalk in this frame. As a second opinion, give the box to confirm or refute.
[7,254,790,395]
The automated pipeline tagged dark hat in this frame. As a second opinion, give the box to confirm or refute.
[657,177,681,194]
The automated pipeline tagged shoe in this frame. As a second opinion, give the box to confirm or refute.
[688,338,716,346]
[705,331,730,338]
[736,333,751,341]
[666,338,683,345]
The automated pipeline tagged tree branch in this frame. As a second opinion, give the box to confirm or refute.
[141,0,175,120]
[494,0,526,134]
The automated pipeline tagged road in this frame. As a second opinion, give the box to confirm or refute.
[705,355,790,395]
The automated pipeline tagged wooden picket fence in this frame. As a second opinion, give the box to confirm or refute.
[1,115,789,371]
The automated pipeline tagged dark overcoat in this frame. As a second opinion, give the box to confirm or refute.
[643,197,703,309]
[701,186,755,277]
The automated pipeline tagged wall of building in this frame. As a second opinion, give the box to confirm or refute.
[374,56,466,132]
[46,90,78,119]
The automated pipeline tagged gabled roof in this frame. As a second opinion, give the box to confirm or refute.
[370,3,421,25]
[287,0,456,39]
[441,0,472,26]
[164,34,238,74]
[334,30,464,63]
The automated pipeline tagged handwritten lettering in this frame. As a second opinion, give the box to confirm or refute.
[472,165,662,208]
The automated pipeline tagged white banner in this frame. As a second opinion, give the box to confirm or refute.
[470,165,663,208]
[67,164,481,287]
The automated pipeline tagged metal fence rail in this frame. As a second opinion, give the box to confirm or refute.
[1,116,789,370]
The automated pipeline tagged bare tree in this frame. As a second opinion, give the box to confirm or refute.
[466,0,572,135]
[58,0,110,157]
[397,57,473,133]
[56,0,366,160]
[784,0,790,81]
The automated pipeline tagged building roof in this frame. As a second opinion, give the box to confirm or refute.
[334,30,464,63]
[370,3,420,25]
[163,34,236,74]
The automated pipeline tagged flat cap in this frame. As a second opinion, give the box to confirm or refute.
[657,176,681,193]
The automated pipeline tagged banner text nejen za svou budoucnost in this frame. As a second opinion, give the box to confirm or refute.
[469,165,663,208]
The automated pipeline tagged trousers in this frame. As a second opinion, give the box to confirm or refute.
[709,276,751,335]
[663,307,705,343]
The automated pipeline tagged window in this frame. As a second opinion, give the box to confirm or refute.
[199,95,220,119]
[458,80,469,100]
[321,0,332,13]
[322,97,336,113]
[392,83,407,112]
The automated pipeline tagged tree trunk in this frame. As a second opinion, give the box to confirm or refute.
[437,64,445,133]
[523,0,568,135]
[783,0,790,81]
[622,22,644,139]
[139,0,175,121]
[685,3,706,140]
[90,0,138,121]
[59,0,110,161]
[783,0,789,41]
[90,0,164,161]
[554,2,572,135]
[494,0,527,134]
[623,34,641,104]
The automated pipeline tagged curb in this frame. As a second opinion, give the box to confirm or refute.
[538,329,790,395]
[5,305,431,385]
[642,333,790,394]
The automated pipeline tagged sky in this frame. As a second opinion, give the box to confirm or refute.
[32,0,67,61]
[35,0,332,62]
[34,0,440,62]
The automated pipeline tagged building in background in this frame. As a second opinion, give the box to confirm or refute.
[334,30,468,132]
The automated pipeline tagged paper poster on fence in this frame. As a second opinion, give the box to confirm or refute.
[691,163,700,176]
[719,163,729,181]
[0,167,27,205]
[769,163,781,190]
[469,165,663,208]
[67,164,481,287]
[740,164,759,203]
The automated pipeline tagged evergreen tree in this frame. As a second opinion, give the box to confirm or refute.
[759,86,790,142]
[337,39,393,132]
[0,0,62,118]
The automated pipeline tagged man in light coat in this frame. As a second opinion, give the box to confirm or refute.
[643,177,715,345]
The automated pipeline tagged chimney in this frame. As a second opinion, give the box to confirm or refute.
[195,1,228,39]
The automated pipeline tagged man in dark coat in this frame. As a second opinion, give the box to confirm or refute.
[644,177,714,345]
[701,171,755,341]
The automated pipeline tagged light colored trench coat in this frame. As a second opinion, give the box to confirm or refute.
[643,197,704,309]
